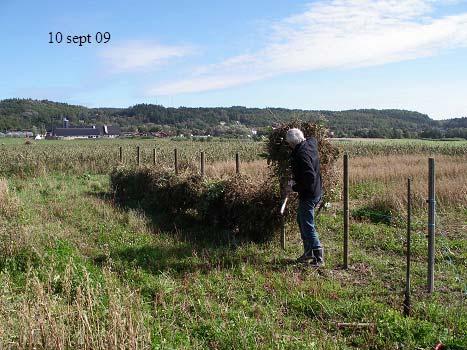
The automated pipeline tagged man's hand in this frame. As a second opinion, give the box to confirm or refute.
[285,180,296,195]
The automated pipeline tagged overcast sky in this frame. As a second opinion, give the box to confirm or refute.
[1,0,467,119]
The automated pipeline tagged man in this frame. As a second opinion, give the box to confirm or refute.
[285,128,324,267]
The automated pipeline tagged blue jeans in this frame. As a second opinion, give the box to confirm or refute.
[297,197,321,252]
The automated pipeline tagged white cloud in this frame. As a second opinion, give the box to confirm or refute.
[100,41,194,72]
[149,0,467,95]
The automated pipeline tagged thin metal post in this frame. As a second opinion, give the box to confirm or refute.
[153,148,157,165]
[174,148,178,175]
[200,151,205,177]
[279,183,288,250]
[404,178,412,317]
[119,146,123,163]
[428,158,435,293]
[235,153,240,174]
[343,154,349,269]
[136,146,140,166]
[281,217,286,250]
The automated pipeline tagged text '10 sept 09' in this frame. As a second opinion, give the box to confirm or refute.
[48,32,111,46]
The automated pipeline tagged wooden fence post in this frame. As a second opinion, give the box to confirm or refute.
[174,148,178,175]
[235,153,240,174]
[119,146,123,163]
[136,146,140,166]
[153,148,157,165]
[200,151,205,177]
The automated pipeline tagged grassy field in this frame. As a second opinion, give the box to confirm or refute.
[0,138,466,349]
[1,137,466,177]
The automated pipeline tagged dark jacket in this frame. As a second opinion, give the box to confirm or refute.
[291,137,322,200]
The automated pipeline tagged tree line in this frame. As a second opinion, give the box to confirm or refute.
[1,98,465,139]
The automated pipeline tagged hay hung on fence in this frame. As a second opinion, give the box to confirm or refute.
[265,121,340,203]
[110,167,281,242]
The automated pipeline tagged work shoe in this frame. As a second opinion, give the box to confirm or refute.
[310,248,325,267]
[296,250,314,263]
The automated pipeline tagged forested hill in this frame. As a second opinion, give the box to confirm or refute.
[1,98,466,138]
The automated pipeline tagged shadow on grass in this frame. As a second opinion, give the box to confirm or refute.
[93,243,275,278]
[265,257,329,276]
[88,188,238,247]
[94,244,211,275]
[88,190,271,276]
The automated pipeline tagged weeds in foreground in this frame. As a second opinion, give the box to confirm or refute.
[0,264,152,349]
[0,145,465,349]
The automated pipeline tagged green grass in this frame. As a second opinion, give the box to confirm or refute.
[1,173,465,349]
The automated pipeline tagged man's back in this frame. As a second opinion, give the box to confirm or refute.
[291,137,322,200]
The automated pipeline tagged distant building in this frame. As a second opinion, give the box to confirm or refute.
[47,124,121,140]
[5,131,33,138]
[153,131,169,138]
[101,125,121,138]
[49,127,100,139]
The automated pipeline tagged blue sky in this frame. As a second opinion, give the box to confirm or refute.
[1,0,467,119]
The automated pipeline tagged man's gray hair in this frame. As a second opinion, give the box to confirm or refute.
[286,128,305,147]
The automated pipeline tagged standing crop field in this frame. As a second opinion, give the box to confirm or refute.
[0,138,265,177]
[1,138,466,177]
[0,137,466,349]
